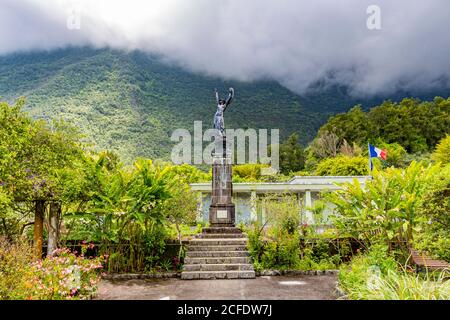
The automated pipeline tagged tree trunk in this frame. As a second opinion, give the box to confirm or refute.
[33,200,45,259]
[176,221,182,259]
[47,201,61,256]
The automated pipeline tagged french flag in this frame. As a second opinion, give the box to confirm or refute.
[369,144,387,160]
[368,144,387,171]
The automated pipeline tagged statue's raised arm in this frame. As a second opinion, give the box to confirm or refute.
[224,87,234,111]
[215,88,219,104]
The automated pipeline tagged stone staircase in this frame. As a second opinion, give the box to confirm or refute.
[181,227,256,280]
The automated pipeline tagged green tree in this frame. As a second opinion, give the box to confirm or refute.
[279,133,305,174]
[316,97,450,154]
[319,105,371,146]
[0,99,84,241]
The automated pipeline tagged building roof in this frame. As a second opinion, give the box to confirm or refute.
[190,176,370,193]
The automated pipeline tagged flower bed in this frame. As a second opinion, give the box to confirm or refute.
[0,238,105,300]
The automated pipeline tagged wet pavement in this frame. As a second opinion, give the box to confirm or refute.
[96,274,338,300]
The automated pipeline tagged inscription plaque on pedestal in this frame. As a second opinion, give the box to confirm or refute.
[216,210,228,219]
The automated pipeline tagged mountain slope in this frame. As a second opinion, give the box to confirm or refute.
[1,47,449,162]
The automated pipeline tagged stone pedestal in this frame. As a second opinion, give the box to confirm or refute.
[209,137,235,227]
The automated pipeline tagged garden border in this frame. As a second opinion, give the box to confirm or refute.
[102,269,340,280]
[102,272,181,280]
[256,269,339,276]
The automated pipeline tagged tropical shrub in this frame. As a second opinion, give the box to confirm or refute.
[247,195,340,271]
[260,232,301,270]
[413,165,450,261]
[62,155,175,272]
[328,162,440,250]
[233,164,265,182]
[432,135,450,164]
[315,155,368,176]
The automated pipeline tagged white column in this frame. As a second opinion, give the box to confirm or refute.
[250,191,257,222]
[196,192,203,223]
[297,193,303,224]
[304,190,313,224]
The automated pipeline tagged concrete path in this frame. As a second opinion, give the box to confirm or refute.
[96,275,338,300]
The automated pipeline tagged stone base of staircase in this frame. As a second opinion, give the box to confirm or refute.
[181,227,256,280]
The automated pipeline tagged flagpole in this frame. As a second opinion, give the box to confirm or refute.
[368,142,372,175]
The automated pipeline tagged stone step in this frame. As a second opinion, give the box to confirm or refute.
[184,257,251,264]
[202,227,243,234]
[181,270,256,280]
[196,233,247,239]
[189,239,248,246]
[185,250,250,258]
[187,245,248,252]
[183,263,254,272]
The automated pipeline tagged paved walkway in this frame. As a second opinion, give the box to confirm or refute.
[96,274,338,300]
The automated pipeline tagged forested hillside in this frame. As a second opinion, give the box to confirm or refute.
[1,47,449,162]
[317,97,450,153]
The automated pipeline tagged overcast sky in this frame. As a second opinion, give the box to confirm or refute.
[1,0,450,96]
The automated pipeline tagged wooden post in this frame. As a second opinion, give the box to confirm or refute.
[33,200,45,259]
[47,201,61,256]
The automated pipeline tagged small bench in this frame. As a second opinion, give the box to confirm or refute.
[408,247,450,273]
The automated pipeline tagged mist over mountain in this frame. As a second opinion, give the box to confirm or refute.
[2,0,450,96]
[1,47,449,162]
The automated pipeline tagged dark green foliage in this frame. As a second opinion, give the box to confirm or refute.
[279,133,305,174]
[320,106,370,145]
[319,97,450,153]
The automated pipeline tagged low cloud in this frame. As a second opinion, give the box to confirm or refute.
[1,0,450,95]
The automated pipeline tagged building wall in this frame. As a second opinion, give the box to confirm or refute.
[200,193,253,225]
[197,191,330,225]
[193,176,369,226]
